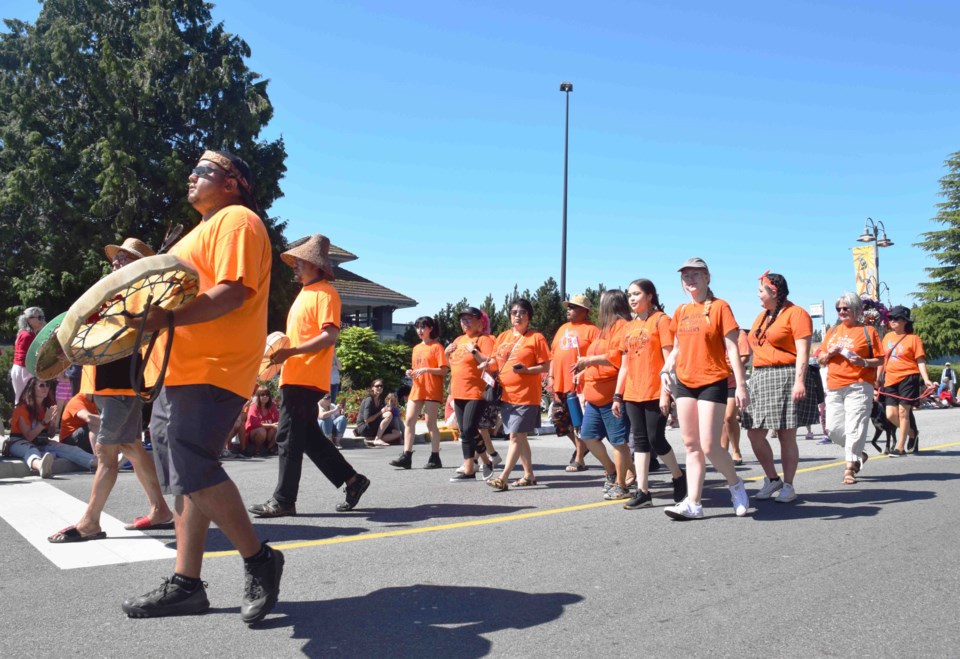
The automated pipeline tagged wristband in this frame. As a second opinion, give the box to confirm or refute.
[612,393,623,403]
[659,370,670,376]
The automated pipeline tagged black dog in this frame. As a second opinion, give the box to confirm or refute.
[870,400,897,454]
[870,400,920,454]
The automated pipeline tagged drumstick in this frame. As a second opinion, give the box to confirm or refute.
[158,223,184,254]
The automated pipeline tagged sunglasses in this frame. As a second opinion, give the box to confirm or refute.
[510,310,528,316]
[191,165,229,180]
[372,384,383,388]
[836,306,850,312]
[258,393,270,397]
[36,382,50,388]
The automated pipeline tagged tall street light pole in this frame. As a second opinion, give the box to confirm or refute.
[559,82,573,301]
[856,217,894,300]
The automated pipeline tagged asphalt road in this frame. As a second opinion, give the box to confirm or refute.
[2,407,959,658]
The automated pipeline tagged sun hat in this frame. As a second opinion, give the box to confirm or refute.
[281,234,335,281]
[887,305,911,321]
[104,238,155,262]
[678,257,709,272]
[562,294,593,311]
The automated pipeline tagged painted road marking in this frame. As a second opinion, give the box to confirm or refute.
[205,440,960,558]
[0,479,176,570]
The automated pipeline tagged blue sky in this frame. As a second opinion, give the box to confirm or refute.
[6,1,959,328]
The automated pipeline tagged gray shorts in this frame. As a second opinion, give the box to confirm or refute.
[150,384,244,496]
[500,403,541,434]
[94,395,143,445]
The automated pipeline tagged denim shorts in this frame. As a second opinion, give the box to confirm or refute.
[580,401,630,446]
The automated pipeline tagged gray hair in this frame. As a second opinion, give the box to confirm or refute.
[835,292,863,322]
[17,307,44,331]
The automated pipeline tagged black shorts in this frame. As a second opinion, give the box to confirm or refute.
[881,373,921,407]
[675,378,727,404]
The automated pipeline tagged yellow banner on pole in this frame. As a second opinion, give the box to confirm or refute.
[852,245,877,300]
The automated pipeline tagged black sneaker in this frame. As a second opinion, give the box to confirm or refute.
[247,499,297,518]
[389,452,412,469]
[336,474,371,512]
[623,490,653,510]
[672,470,688,503]
[122,578,210,618]
[449,471,476,482]
[241,547,285,625]
[424,455,443,469]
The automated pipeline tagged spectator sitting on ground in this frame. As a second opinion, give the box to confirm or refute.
[246,386,279,455]
[7,377,96,477]
[354,380,402,446]
[59,393,101,453]
[939,362,956,397]
[223,395,254,458]
[318,393,347,448]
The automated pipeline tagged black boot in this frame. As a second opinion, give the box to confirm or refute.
[390,451,413,469]
[424,452,442,469]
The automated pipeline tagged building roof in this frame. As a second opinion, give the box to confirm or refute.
[332,265,417,309]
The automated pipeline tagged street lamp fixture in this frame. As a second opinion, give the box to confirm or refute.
[856,217,894,300]
[559,82,573,301]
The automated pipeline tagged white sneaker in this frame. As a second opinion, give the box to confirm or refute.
[481,462,494,480]
[774,482,797,503]
[730,479,749,516]
[455,465,466,475]
[664,498,704,520]
[38,453,54,479]
[754,477,784,500]
[490,453,503,468]
[804,431,815,440]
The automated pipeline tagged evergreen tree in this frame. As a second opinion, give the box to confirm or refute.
[913,151,960,358]
[0,0,294,332]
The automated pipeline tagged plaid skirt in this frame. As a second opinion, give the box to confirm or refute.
[741,365,823,430]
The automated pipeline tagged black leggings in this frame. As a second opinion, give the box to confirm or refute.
[454,399,488,460]
[625,400,672,455]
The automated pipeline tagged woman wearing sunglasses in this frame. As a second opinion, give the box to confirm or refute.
[817,293,884,484]
[7,377,96,477]
[741,272,821,503]
[10,307,45,402]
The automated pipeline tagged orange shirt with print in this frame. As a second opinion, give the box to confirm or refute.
[822,324,884,390]
[59,394,98,439]
[149,205,271,399]
[620,311,674,403]
[748,303,813,368]
[448,333,496,400]
[410,342,448,402]
[494,330,551,406]
[881,333,925,387]
[279,280,341,391]
[550,321,599,393]
[671,299,739,389]
[583,319,628,405]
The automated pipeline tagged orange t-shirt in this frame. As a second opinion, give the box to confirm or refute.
[448,333,496,400]
[59,394,99,439]
[279,280,341,391]
[583,319,628,405]
[10,403,45,436]
[80,362,136,397]
[881,333,925,387]
[748,303,813,368]
[620,311,674,403]
[549,321,599,393]
[409,341,448,402]
[671,299,739,389]
[494,329,551,406]
[822,324,884,390]
[149,205,272,399]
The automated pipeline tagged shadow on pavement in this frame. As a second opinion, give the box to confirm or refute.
[743,486,936,521]
[166,524,369,552]
[257,584,583,656]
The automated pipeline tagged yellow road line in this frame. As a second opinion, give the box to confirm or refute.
[205,439,960,559]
